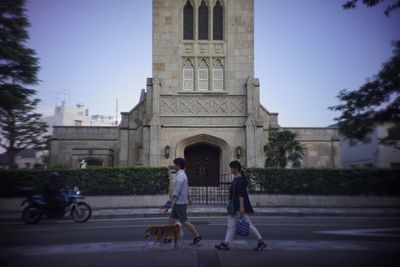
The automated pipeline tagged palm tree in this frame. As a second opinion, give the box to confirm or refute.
[264,130,306,168]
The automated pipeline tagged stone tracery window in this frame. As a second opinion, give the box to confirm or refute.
[183,60,194,91]
[198,0,208,40]
[183,0,193,40]
[213,60,224,91]
[198,60,209,91]
[213,0,223,40]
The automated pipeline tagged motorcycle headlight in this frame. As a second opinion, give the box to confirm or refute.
[73,186,80,195]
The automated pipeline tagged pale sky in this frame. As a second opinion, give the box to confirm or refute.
[26,0,399,127]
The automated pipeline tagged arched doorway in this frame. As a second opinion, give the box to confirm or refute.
[184,143,220,186]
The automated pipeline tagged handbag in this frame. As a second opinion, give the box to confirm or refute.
[226,200,235,216]
[226,179,237,216]
[235,215,250,236]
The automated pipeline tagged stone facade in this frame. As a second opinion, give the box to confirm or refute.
[50,0,340,172]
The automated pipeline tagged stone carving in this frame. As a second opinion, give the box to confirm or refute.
[160,96,246,115]
[199,44,208,54]
[185,44,192,54]
[214,44,223,54]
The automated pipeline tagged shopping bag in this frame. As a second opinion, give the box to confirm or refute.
[235,215,250,236]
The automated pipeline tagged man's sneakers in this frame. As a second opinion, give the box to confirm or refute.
[215,242,229,250]
[190,236,203,246]
[163,238,172,244]
[253,240,268,251]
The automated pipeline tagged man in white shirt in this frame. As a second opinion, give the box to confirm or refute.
[169,157,203,246]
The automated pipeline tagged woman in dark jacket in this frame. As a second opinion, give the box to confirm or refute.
[215,160,267,251]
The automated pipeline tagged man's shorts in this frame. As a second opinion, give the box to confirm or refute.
[170,204,188,223]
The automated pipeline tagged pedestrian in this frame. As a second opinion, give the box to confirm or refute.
[215,160,267,251]
[168,157,203,245]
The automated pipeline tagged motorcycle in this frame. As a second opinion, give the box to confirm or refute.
[20,186,92,224]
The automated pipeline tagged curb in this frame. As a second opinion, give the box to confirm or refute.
[2,208,400,222]
[92,211,400,220]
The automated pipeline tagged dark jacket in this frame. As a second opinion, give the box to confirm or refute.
[43,179,63,202]
[229,176,254,214]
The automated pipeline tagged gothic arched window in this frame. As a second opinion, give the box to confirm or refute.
[198,60,209,91]
[213,60,224,91]
[183,60,194,91]
[213,0,223,40]
[183,0,193,40]
[198,0,208,40]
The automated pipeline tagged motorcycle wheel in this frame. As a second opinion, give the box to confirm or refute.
[22,205,42,224]
[71,202,91,223]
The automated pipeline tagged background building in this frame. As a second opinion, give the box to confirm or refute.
[43,102,115,134]
[0,149,46,169]
[341,123,400,168]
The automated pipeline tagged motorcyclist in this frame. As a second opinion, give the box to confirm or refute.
[42,171,65,215]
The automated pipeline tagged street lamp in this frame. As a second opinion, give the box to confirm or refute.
[165,145,170,159]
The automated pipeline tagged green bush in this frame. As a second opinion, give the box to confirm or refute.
[0,167,169,197]
[246,168,400,196]
[2,167,399,197]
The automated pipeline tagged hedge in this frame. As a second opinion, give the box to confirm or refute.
[246,168,400,196]
[1,167,399,198]
[0,167,169,197]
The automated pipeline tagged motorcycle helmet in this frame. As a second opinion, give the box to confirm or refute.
[48,171,60,180]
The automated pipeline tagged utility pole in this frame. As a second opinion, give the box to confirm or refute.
[115,98,118,126]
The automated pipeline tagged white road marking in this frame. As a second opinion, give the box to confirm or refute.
[1,239,399,256]
[316,228,400,237]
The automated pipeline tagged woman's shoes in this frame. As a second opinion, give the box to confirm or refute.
[253,241,267,251]
[214,242,229,250]
[215,241,267,251]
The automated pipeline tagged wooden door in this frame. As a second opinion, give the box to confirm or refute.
[184,144,220,186]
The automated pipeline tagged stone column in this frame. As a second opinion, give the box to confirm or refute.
[118,113,129,167]
[149,114,161,166]
[245,76,264,167]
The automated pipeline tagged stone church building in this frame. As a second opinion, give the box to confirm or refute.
[50,0,340,181]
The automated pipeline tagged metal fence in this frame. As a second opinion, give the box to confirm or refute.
[189,173,233,205]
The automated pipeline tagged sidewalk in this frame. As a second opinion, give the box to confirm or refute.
[1,206,400,221]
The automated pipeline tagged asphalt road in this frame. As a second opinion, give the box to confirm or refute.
[1,216,400,267]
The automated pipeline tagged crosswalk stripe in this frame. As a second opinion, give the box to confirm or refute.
[316,228,400,237]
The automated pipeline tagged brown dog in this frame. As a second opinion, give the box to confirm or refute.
[143,223,183,249]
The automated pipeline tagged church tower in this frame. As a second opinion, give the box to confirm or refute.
[144,0,269,182]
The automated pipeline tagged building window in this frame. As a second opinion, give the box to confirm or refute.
[198,0,208,40]
[213,0,223,40]
[183,60,194,91]
[75,120,82,126]
[362,135,372,144]
[213,60,224,91]
[349,139,357,146]
[387,127,400,140]
[390,162,400,169]
[198,60,209,91]
[183,0,193,40]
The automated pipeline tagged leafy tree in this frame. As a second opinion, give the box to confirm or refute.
[0,0,47,169]
[0,0,39,104]
[264,130,306,168]
[329,0,400,150]
[0,97,48,169]
[342,0,400,16]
